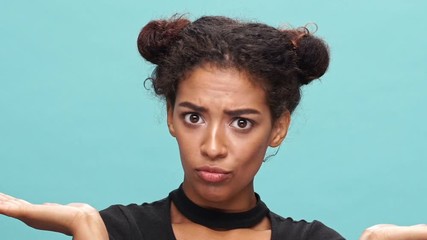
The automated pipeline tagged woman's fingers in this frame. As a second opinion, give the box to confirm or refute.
[0,192,32,217]
[360,224,427,240]
[0,192,30,205]
[0,193,108,239]
[0,193,91,235]
[406,225,427,239]
[0,193,71,234]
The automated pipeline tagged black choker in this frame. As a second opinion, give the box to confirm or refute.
[169,185,269,230]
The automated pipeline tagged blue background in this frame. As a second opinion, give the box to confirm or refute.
[1,0,426,239]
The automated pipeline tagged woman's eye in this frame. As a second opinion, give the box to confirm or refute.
[184,113,204,125]
[230,118,252,130]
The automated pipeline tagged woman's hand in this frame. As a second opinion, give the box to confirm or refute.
[0,193,108,240]
[360,224,427,240]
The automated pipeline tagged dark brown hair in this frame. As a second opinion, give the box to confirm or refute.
[137,15,330,120]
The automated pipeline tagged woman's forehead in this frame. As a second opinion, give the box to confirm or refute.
[175,65,268,109]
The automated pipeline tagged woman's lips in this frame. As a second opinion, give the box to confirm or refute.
[196,166,232,183]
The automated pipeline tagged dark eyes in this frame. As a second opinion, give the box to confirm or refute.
[230,118,252,130]
[183,113,253,130]
[184,113,204,124]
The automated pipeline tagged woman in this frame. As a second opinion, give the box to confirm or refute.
[97,15,342,240]
[1,15,424,240]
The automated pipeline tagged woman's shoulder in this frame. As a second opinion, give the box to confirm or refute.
[99,197,173,240]
[100,197,170,222]
[269,212,345,240]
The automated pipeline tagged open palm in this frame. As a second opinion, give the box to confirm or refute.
[0,193,108,240]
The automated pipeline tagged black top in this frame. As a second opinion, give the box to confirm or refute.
[100,193,345,240]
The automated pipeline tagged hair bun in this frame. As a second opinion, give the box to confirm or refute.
[137,16,190,65]
[285,27,330,85]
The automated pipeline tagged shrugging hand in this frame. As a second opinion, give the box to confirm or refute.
[0,193,108,240]
[360,224,427,240]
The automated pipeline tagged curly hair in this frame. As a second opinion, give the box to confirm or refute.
[137,15,330,120]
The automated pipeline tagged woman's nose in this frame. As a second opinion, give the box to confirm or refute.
[200,125,228,160]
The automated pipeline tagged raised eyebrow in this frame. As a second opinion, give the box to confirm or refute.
[224,108,261,116]
[177,101,207,112]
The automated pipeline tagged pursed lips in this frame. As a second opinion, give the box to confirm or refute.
[196,166,232,183]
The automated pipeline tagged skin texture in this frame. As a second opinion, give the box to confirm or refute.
[167,64,289,240]
[167,64,290,213]
[359,224,427,240]
[0,193,108,239]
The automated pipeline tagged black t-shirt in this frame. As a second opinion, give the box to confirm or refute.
[100,195,345,240]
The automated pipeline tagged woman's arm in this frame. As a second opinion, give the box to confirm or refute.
[360,224,427,240]
[0,193,108,240]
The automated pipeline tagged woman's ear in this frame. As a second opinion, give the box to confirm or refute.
[269,111,291,147]
[167,102,176,137]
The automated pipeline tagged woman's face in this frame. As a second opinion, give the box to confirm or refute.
[167,64,290,211]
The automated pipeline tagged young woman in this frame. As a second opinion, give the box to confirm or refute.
[1,15,424,240]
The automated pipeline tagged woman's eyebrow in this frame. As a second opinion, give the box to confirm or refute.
[224,109,260,116]
[178,101,207,112]
[177,101,260,116]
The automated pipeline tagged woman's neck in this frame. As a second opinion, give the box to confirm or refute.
[169,184,271,230]
[170,201,272,231]
[182,181,257,213]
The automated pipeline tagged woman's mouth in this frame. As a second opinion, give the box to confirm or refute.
[196,166,232,183]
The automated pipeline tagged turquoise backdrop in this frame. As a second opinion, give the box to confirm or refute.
[1,1,426,239]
